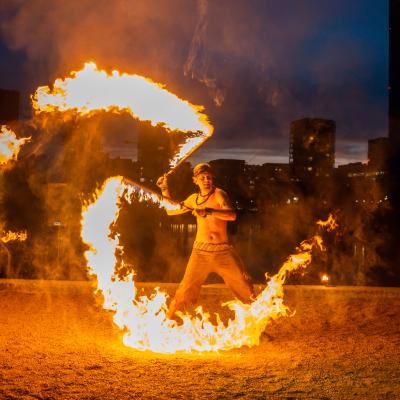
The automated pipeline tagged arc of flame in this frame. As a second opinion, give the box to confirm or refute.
[0,126,30,165]
[37,62,338,353]
[32,62,213,169]
[81,176,335,353]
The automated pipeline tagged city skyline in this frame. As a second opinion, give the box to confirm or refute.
[104,125,374,167]
[0,0,389,166]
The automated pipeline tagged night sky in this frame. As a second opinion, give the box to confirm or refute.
[0,0,388,165]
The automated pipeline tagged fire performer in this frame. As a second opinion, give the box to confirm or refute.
[157,163,254,318]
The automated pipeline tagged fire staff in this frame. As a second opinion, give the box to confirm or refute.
[157,163,254,319]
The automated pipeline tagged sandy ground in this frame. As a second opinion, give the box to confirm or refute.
[0,280,399,400]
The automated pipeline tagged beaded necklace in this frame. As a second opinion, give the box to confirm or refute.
[195,187,215,206]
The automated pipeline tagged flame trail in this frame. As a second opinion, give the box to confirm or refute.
[81,178,335,353]
[37,62,337,353]
[0,126,30,165]
[32,62,213,169]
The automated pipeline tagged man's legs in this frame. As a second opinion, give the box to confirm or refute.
[213,247,254,303]
[167,249,211,318]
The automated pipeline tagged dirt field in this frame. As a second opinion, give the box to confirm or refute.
[0,279,399,400]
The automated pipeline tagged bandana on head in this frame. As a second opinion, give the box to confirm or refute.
[193,163,213,177]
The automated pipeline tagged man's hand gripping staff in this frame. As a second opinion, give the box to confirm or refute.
[157,174,214,217]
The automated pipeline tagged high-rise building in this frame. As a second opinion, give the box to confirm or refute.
[289,118,335,180]
[337,162,366,178]
[209,159,246,188]
[368,137,389,172]
[208,159,248,207]
[259,163,290,181]
[137,123,172,183]
[0,89,20,123]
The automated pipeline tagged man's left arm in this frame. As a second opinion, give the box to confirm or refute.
[204,190,236,221]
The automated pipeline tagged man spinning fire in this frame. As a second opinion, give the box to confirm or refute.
[157,163,254,319]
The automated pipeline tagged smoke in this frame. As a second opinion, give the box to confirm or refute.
[0,1,391,285]
[0,0,197,100]
[0,112,119,279]
[0,0,387,164]
[184,0,225,106]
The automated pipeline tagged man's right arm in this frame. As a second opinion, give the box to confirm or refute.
[157,175,192,216]
[156,175,172,199]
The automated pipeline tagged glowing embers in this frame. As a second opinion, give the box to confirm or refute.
[321,274,330,285]
[317,214,338,232]
[0,126,30,165]
[81,180,336,354]
[1,230,27,243]
[32,62,213,168]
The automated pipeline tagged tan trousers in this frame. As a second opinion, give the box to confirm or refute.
[168,241,253,317]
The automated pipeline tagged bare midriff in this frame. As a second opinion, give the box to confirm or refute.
[185,189,230,244]
[195,216,228,244]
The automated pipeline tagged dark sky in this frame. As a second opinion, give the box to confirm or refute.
[0,0,388,165]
